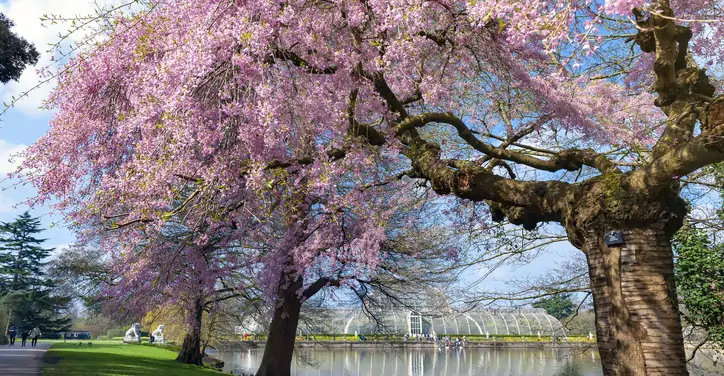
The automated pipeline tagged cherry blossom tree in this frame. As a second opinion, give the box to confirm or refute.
[17,0,724,375]
[101,226,245,365]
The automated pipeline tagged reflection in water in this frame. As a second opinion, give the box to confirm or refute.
[220,347,603,376]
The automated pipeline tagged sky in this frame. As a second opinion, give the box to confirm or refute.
[0,0,128,253]
[0,0,582,302]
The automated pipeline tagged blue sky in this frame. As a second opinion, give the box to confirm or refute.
[0,0,122,253]
[0,80,73,253]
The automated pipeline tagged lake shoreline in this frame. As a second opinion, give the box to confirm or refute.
[216,340,597,351]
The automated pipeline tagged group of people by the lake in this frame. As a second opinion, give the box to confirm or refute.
[402,333,468,348]
[439,335,467,348]
[552,334,568,342]
[6,323,42,347]
[403,333,436,342]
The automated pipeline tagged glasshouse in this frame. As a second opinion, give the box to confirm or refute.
[243,307,566,336]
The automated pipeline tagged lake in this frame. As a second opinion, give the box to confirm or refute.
[218,347,603,376]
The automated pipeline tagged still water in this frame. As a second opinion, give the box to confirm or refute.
[219,347,603,376]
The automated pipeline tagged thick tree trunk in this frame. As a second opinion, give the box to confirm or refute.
[584,224,688,376]
[176,297,204,366]
[255,275,303,376]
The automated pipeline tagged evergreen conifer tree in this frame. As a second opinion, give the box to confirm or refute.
[0,212,52,290]
[0,212,71,333]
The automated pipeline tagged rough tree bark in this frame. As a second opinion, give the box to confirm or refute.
[378,92,704,375]
[255,274,303,376]
[584,225,688,376]
[176,297,204,365]
[302,2,717,375]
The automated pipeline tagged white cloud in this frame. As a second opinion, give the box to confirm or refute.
[0,139,26,174]
[0,0,125,115]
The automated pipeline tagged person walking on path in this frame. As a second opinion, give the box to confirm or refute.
[29,327,41,347]
[7,324,17,346]
[20,329,28,347]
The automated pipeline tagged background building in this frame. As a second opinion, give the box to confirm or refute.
[243,306,566,337]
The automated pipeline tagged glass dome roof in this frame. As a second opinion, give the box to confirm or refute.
[244,307,566,336]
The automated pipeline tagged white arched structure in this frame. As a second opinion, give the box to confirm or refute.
[246,307,564,336]
[498,313,510,335]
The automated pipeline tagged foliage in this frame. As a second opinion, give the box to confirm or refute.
[142,301,235,350]
[563,310,597,336]
[0,212,72,332]
[0,13,39,84]
[710,162,724,222]
[142,302,226,346]
[0,290,72,333]
[20,0,723,316]
[0,307,6,345]
[49,244,126,339]
[0,212,54,290]
[49,244,109,300]
[17,0,724,373]
[673,228,724,345]
[106,329,125,338]
[532,293,575,320]
[70,311,121,338]
[42,341,223,376]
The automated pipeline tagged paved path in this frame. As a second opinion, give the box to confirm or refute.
[0,342,52,375]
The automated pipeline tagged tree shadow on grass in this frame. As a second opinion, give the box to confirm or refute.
[42,344,220,376]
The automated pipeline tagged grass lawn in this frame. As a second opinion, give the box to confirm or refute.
[42,340,224,376]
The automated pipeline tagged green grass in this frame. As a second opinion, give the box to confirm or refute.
[42,340,224,376]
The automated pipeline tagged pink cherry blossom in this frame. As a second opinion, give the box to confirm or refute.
[14,0,723,326]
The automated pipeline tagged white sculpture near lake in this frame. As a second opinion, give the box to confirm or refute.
[152,325,166,345]
[123,323,142,344]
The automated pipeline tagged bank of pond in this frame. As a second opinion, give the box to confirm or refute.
[216,334,596,351]
[40,339,721,376]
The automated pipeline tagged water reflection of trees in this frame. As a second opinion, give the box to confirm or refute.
[227,348,602,375]
[553,362,584,376]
